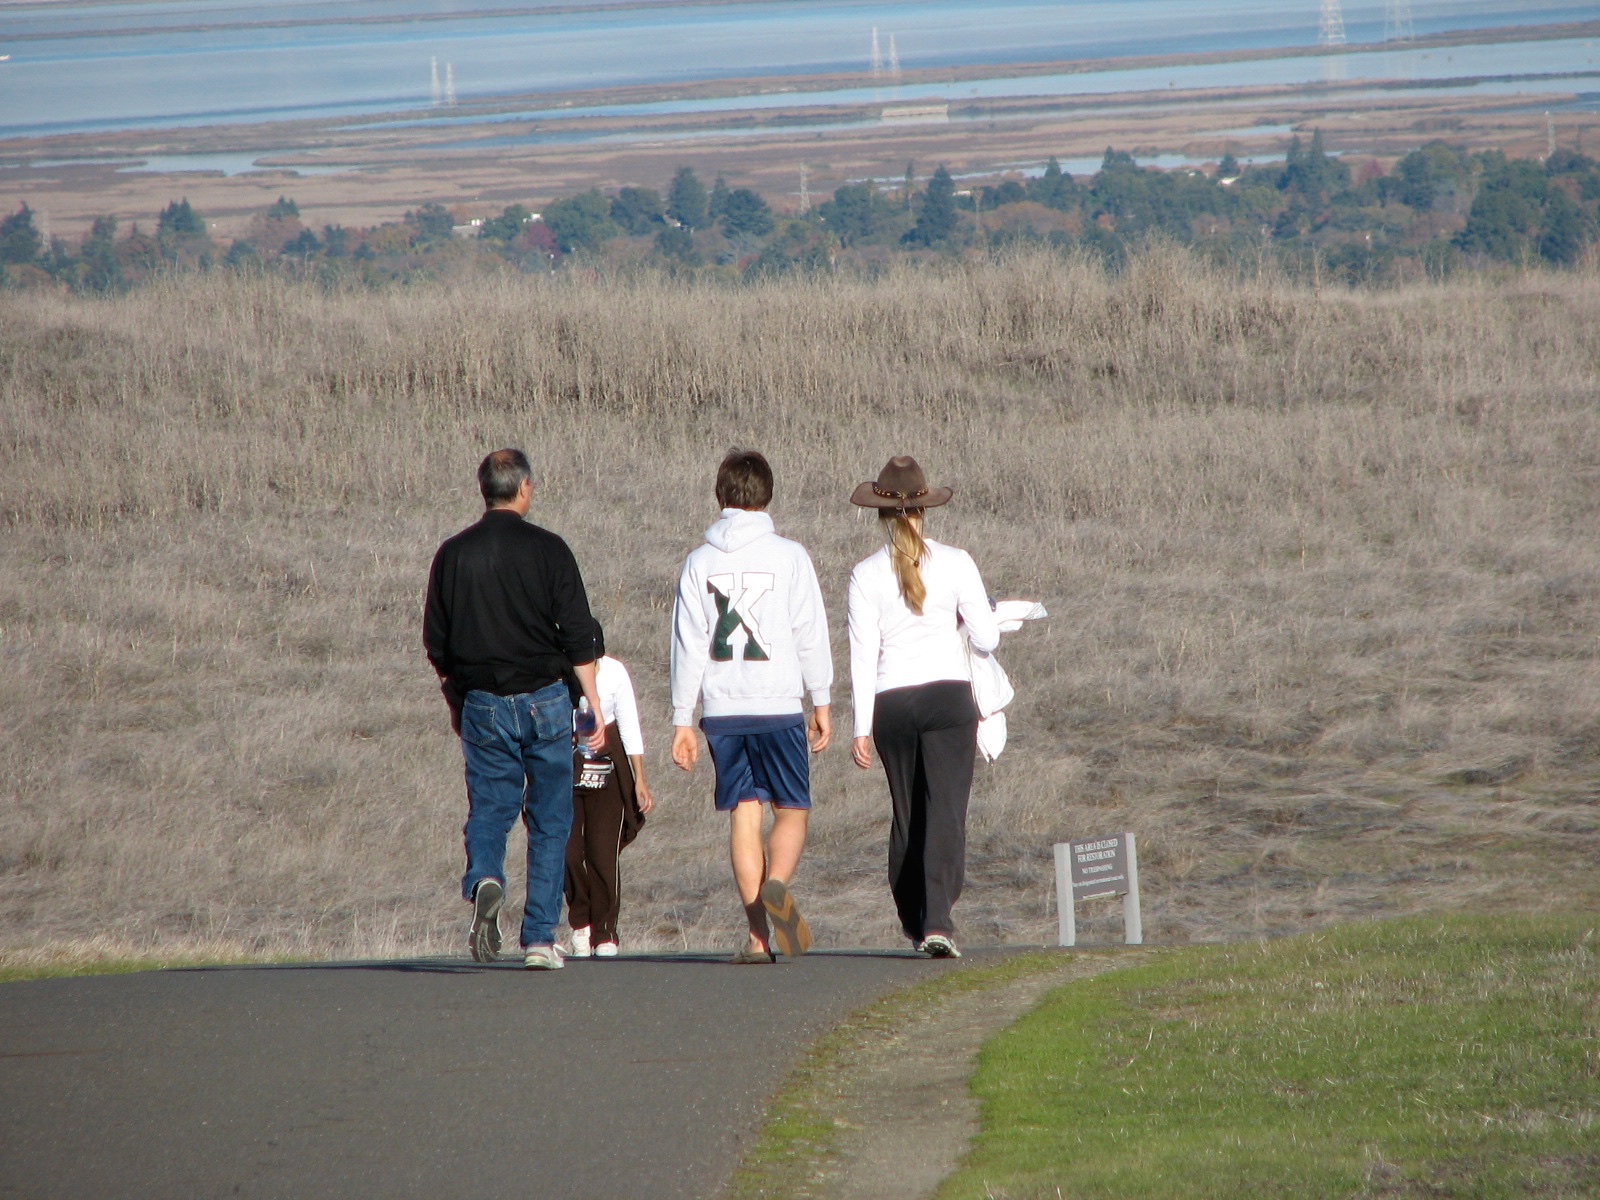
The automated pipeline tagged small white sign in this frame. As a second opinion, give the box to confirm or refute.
[1055,832,1142,947]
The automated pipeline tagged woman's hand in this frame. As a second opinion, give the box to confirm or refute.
[634,777,655,815]
[851,736,873,770]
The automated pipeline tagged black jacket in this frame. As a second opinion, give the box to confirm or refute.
[424,509,600,699]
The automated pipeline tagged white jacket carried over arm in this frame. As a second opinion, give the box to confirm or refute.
[671,508,832,726]
[965,600,1048,762]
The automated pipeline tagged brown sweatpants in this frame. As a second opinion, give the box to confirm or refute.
[564,732,632,944]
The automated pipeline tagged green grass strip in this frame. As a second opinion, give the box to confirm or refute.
[941,913,1599,1200]
[726,951,1099,1200]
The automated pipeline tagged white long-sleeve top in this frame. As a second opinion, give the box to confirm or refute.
[847,539,999,739]
[593,655,644,755]
[671,509,833,726]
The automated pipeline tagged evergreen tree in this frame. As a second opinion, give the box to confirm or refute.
[654,225,698,263]
[1217,153,1240,179]
[1388,141,1469,211]
[1457,159,1547,260]
[0,204,42,264]
[1278,130,1348,201]
[282,229,320,257]
[267,196,300,219]
[404,202,455,243]
[611,186,664,236]
[719,188,774,239]
[81,215,123,292]
[667,167,709,230]
[1000,180,1029,206]
[224,240,260,270]
[157,198,205,237]
[1027,156,1076,209]
[479,204,532,243]
[708,177,731,223]
[541,190,619,253]
[818,182,889,245]
[904,164,958,247]
[1538,188,1594,266]
[45,236,75,280]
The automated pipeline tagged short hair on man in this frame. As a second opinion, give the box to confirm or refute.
[715,449,774,511]
[479,448,533,506]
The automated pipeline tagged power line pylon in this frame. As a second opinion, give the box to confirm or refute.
[1319,0,1345,47]
[888,34,900,79]
[870,27,882,76]
[1384,0,1414,42]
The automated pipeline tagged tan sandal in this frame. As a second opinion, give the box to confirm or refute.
[760,877,812,957]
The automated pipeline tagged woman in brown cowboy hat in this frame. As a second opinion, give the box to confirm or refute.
[846,456,1000,957]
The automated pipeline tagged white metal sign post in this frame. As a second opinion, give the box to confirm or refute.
[1055,832,1141,947]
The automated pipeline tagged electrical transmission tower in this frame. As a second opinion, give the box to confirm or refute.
[1319,0,1345,47]
[870,27,882,76]
[431,56,442,106]
[798,164,810,213]
[888,34,900,78]
[1384,0,1414,42]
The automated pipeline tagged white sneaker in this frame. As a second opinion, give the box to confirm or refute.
[524,944,566,970]
[594,941,619,958]
[467,879,503,964]
[569,926,593,958]
[920,934,961,959]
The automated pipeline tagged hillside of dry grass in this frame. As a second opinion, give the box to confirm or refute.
[2,250,1598,966]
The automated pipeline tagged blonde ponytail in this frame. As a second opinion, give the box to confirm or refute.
[881,509,927,615]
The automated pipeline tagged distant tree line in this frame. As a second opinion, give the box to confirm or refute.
[5,138,1598,292]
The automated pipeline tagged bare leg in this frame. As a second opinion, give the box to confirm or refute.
[729,801,770,951]
[766,807,808,888]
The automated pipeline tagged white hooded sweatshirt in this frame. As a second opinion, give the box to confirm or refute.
[671,508,833,726]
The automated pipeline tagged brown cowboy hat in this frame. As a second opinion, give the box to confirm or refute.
[850,456,953,510]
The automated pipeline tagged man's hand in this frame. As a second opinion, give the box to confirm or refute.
[808,704,832,754]
[852,736,873,770]
[634,777,655,815]
[573,661,607,753]
[671,725,699,772]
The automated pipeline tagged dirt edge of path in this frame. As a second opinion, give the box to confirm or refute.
[723,948,1148,1200]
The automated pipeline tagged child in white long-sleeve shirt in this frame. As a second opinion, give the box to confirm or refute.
[565,653,654,957]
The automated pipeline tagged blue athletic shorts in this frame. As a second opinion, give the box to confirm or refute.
[702,714,811,812]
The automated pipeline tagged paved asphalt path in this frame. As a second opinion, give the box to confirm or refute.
[0,948,971,1200]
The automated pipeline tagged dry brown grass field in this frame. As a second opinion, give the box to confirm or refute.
[3,248,1598,968]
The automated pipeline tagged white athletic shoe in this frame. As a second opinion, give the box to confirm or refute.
[468,879,503,964]
[524,944,566,970]
[569,926,593,958]
[920,934,961,959]
[594,941,619,957]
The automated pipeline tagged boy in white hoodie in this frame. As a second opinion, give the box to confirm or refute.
[671,449,833,962]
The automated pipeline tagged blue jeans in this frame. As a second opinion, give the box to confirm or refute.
[459,682,574,948]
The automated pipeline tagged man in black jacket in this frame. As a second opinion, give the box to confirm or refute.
[425,449,606,970]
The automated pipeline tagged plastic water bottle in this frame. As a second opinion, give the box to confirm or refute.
[574,698,601,758]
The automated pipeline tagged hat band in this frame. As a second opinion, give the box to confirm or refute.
[873,484,928,501]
